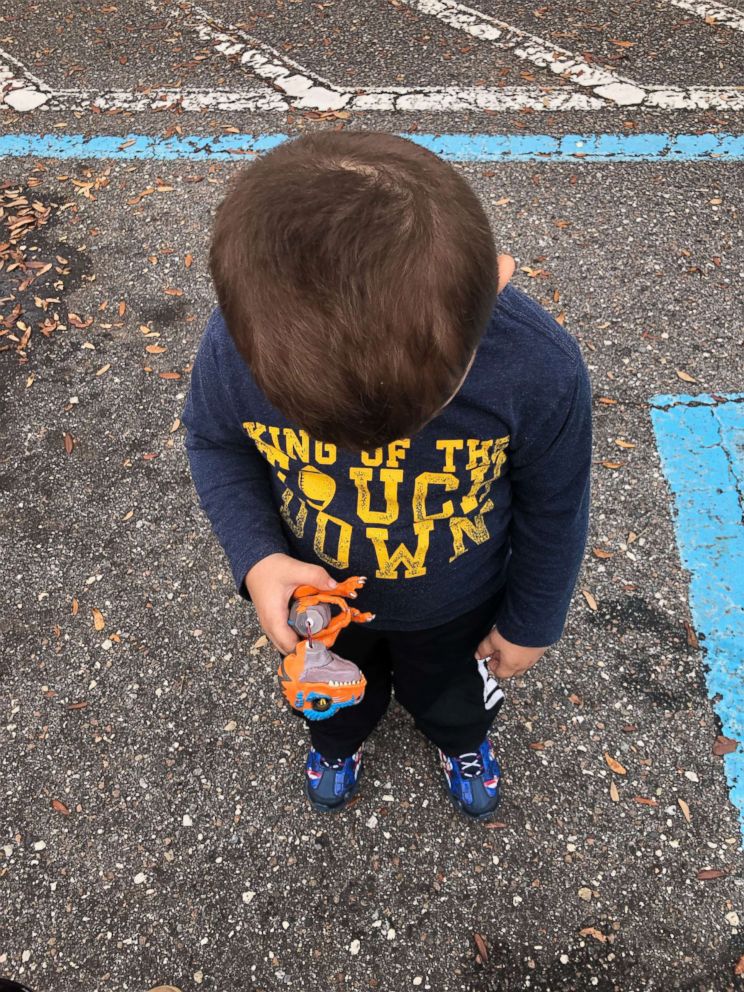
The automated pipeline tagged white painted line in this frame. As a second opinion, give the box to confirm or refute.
[350,87,605,111]
[646,85,744,110]
[45,88,288,113]
[669,0,744,32]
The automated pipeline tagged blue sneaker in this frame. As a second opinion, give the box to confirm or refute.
[304,745,363,812]
[438,739,502,821]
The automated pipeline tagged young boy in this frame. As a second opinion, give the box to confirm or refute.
[181,131,592,821]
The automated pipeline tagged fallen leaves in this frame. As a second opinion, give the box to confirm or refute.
[51,799,70,815]
[581,589,598,611]
[68,313,94,330]
[683,620,699,649]
[63,433,74,455]
[614,438,636,449]
[579,927,608,943]
[592,547,614,559]
[609,38,635,47]
[604,752,627,775]
[95,363,111,376]
[678,798,691,822]
[713,735,738,756]
[676,369,697,383]
[473,932,489,964]
[184,253,193,268]
[92,608,105,631]
[696,868,727,881]
[609,781,619,802]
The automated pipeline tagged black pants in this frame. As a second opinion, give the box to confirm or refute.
[296,588,506,761]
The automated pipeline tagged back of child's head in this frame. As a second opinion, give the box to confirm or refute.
[210,131,496,452]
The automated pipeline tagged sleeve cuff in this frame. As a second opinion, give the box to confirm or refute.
[493,602,565,648]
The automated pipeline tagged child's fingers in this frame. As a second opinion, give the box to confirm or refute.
[260,602,299,655]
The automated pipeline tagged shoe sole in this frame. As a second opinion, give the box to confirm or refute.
[304,762,363,814]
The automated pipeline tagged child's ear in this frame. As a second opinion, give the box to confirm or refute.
[496,253,516,292]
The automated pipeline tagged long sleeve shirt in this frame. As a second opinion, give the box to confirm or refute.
[181,282,592,644]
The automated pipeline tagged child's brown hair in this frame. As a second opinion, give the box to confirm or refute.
[209,131,496,452]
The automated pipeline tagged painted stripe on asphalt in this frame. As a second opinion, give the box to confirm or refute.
[1,132,744,161]
[650,394,744,839]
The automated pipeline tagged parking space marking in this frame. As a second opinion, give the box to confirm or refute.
[1,130,744,161]
[2,0,743,114]
[650,394,744,838]
[400,0,744,109]
[670,0,744,31]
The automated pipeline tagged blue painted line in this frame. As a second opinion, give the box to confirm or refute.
[650,393,744,839]
[1,132,744,161]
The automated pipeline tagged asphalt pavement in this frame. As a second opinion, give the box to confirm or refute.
[1,1,743,990]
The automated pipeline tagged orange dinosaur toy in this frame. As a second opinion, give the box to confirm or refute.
[277,576,374,720]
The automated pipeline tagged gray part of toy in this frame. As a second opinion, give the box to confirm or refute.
[298,642,364,685]
[288,601,332,637]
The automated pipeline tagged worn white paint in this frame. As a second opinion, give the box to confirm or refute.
[46,88,288,113]
[647,85,744,110]
[0,50,51,110]
[186,3,347,110]
[669,0,744,32]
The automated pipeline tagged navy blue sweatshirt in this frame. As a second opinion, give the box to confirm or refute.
[181,283,592,644]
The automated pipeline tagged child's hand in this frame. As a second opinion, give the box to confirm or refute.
[475,625,547,680]
[244,553,338,655]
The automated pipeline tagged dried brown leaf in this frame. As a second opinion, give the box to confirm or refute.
[712,735,738,756]
[92,607,105,631]
[582,589,598,611]
[592,547,614,559]
[604,752,627,775]
[678,798,691,822]
[63,432,74,455]
[51,798,70,815]
[696,868,727,880]
[609,780,619,802]
[473,933,488,964]
[676,369,697,383]
[682,620,699,649]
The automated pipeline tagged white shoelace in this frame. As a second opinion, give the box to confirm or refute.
[456,751,484,779]
[319,754,346,770]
